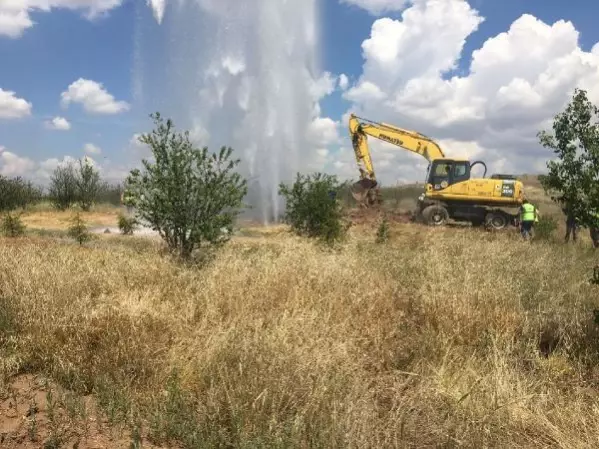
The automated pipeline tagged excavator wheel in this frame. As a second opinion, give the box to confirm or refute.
[485,211,509,231]
[421,204,449,226]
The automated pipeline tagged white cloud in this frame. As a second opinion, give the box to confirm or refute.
[0,88,32,119]
[340,0,409,16]
[84,143,102,155]
[338,74,349,91]
[338,0,599,184]
[44,116,71,130]
[0,146,35,177]
[307,117,341,146]
[0,0,124,38]
[309,72,337,101]
[61,78,130,115]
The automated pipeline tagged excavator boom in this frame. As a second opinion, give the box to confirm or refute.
[348,114,445,205]
[349,114,445,162]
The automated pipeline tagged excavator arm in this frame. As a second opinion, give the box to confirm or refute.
[348,114,445,204]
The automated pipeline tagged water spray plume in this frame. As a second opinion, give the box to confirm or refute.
[147,0,166,23]
[139,0,325,224]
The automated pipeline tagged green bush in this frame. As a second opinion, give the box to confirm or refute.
[123,113,247,260]
[117,213,138,236]
[534,215,558,241]
[67,213,92,246]
[278,172,348,245]
[375,216,390,244]
[1,212,26,237]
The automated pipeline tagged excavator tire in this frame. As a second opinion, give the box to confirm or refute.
[421,204,449,226]
[485,211,509,231]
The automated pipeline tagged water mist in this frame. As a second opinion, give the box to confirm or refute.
[136,0,325,224]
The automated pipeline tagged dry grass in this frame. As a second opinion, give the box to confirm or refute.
[1,219,599,447]
[20,204,121,231]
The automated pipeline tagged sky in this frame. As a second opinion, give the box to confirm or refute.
[1,0,599,188]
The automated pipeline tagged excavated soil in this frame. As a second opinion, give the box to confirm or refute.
[0,374,164,449]
[347,208,415,226]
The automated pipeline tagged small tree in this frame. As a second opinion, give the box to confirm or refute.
[538,88,599,227]
[49,162,78,210]
[67,212,92,246]
[375,215,390,243]
[123,113,248,259]
[117,212,138,235]
[75,157,101,211]
[1,212,26,237]
[278,172,348,245]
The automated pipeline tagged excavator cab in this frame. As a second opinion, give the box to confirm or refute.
[425,159,486,191]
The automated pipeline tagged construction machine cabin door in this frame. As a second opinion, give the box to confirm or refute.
[427,160,470,196]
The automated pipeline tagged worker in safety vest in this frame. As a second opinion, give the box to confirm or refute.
[519,198,538,239]
[121,189,135,215]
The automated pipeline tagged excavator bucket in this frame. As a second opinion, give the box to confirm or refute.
[351,179,379,206]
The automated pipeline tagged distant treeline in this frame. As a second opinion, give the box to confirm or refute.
[0,163,124,213]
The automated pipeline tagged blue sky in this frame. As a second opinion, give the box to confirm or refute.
[1,0,599,186]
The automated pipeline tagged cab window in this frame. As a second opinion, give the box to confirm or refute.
[434,163,451,176]
[429,162,451,189]
[453,162,470,183]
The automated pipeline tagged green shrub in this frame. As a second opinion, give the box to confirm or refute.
[123,113,247,260]
[278,172,349,245]
[117,213,138,236]
[1,212,26,237]
[534,215,558,241]
[67,213,92,246]
[375,216,390,244]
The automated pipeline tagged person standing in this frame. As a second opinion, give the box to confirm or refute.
[563,203,578,242]
[519,198,538,240]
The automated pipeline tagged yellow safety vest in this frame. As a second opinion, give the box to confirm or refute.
[521,203,536,222]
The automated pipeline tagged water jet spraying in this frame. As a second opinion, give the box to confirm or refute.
[137,0,325,224]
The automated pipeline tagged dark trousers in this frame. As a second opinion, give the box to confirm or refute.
[521,220,533,238]
[565,217,578,242]
[591,228,599,248]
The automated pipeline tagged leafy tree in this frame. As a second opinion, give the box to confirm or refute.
[538,88,599,227]
[75,157,101,211]
[123,113,248,260]
[96,182,124,206]
[0,176,42,212]
[49,162,78,210]
[278,172,349,245]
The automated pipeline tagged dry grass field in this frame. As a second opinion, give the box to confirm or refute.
[1,183,599,448]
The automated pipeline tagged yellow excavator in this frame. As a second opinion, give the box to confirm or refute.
[348,114,525,229]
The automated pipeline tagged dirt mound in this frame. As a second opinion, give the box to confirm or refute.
[0,374,164,449]
[347,208,415,226]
